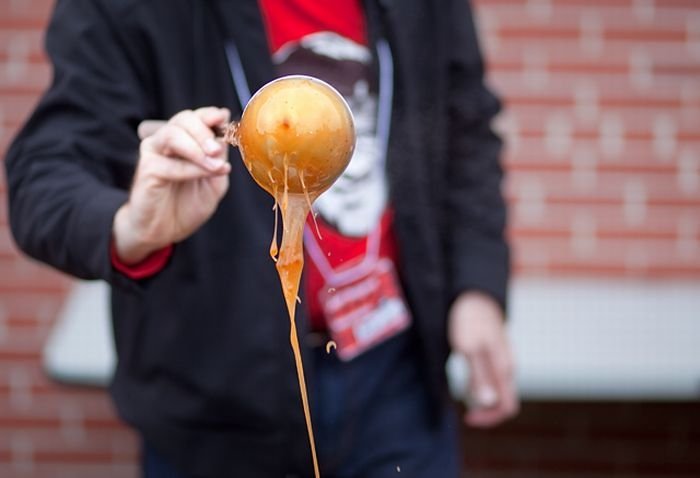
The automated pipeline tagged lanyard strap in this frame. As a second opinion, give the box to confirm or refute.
[304,223,382,284]
[374,38,393,174]
[225,42,252,108]
[304,38,394,284]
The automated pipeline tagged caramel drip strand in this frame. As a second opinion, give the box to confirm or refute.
[276,194,320,478]
[270,199,279,262]
[300,173,322,239]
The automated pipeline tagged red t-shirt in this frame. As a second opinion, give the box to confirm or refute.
[261,0,402,332]
[259,0,367,52]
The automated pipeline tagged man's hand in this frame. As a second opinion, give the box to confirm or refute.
[448,291,519,427]
[113,107,231,264]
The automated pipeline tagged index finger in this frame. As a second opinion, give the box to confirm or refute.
[171,109,226,157]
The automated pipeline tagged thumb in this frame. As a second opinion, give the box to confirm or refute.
[138,120,166,140]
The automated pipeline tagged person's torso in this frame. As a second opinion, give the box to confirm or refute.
[106,0,453,474]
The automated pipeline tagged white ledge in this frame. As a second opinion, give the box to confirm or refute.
[45,278,700,400]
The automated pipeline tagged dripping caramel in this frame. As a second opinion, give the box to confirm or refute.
[225,76,355,478]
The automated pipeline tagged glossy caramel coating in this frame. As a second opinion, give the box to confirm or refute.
[236,76,355,198]
[228,76,356,478]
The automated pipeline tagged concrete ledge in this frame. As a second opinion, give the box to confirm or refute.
[43,281,114,386]
[450,278,700,400]
[44,279,700,399]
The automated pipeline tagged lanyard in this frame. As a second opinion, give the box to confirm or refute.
[304,38,394,284]
[225,42,252,108]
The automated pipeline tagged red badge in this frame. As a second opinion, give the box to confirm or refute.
[305,226,411,361]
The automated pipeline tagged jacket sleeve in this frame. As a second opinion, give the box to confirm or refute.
[444,0,510,309]
[5,0,148,285]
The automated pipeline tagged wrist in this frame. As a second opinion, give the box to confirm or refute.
[448,291,505,351]
[112,203,163,265]
[451,291,503,319]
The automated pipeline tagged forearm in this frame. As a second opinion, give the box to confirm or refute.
[445,0,509,307]
[6,153,128,281]
[445,109,509,307]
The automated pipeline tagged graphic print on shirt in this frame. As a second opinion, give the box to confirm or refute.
[274,32,386,237]
[267,23,411,359]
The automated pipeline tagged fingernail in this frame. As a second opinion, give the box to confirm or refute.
[205,138,222,155]
[205,155,224,169]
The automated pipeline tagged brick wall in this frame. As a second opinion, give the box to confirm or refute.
[1,0,139,476]
[0,0,698,476]
[462,401,700,478]
[474,0,700,277]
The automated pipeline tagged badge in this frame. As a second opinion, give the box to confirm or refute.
[305,226,411,361]
[318,258,410,360]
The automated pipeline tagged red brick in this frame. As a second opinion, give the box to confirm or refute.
[0,291,65,323]
[513,237,700,277]
[0,64,52,93]
[510,203,699,236]
[473,0,699,9]
[0,93,42,127]
[0,428,137,460]
[0,393,125,426]
[462,402,700,476]
[507,170,700,204]
[0,258,70,292]
[0,463,139,478]
[0,18,50,30]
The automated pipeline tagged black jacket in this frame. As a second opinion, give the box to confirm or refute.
[5,0,508,476]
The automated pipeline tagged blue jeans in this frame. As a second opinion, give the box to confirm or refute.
[310,331,460,478]
[142,332,460,478]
